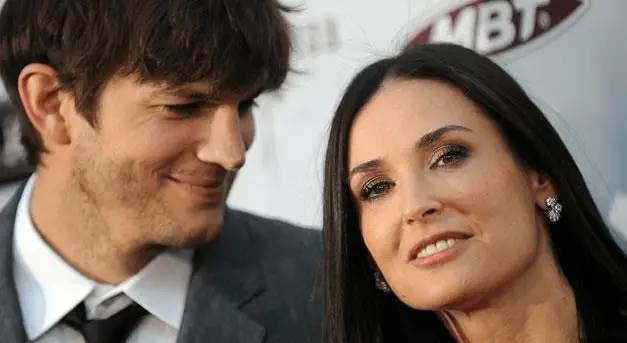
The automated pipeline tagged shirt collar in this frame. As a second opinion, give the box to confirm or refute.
[121,248,193,329]
[13,175,193,340]
[13,175,95,340]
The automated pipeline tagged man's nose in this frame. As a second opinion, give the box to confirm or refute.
[196,104,246,172]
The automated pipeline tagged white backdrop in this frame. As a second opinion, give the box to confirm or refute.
[227,0,627,244]
[1,1,625,244]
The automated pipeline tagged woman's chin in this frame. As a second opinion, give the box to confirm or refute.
[397,282,484,313]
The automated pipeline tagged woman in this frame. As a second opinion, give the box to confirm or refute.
[322,43,627,343]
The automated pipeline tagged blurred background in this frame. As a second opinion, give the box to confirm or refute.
[1,0,626,245]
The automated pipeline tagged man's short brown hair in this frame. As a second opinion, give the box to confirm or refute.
[0,0,292,165]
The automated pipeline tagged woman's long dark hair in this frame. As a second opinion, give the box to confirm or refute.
[322,43,627,343]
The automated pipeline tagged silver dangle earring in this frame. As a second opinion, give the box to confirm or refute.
[374,271,391,293]
[546,196,563,222]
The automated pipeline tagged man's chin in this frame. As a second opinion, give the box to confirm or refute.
[151,206,224,248]
[166,221,223,248]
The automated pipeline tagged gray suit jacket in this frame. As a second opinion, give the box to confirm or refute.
[0,183,322,343]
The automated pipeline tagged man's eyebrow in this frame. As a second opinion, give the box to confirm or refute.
[154,87,216,102]
[153,86,263,102]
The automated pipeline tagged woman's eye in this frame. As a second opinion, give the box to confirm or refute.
[432,144,470,168]
[360,180,393,201]
[165,102,203,117]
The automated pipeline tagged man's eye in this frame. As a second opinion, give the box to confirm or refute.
[165,103,203,117]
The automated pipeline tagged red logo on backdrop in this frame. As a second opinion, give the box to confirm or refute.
[407,0,589,58]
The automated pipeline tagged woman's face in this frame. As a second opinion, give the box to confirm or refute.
[347,78,555,311]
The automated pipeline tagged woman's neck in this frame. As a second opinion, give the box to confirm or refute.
[439,248,579,343]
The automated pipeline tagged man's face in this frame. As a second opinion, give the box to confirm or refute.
[63,75,256,247]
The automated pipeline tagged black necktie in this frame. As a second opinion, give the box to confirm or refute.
[62,301,148,343]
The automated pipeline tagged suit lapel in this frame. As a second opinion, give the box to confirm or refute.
[0,184,28,343]
[177,210,266,343]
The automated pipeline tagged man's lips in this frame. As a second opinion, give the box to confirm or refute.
[167,176,225,199]
[168,176,224,188]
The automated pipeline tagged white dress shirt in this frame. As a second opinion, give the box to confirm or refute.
[12,176,193,343]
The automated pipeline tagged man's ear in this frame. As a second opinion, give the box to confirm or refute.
[528,169,557,210]
[18,63,71,147]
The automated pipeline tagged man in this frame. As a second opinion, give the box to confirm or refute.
[0,101,32,208]
[0,0,321,342]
